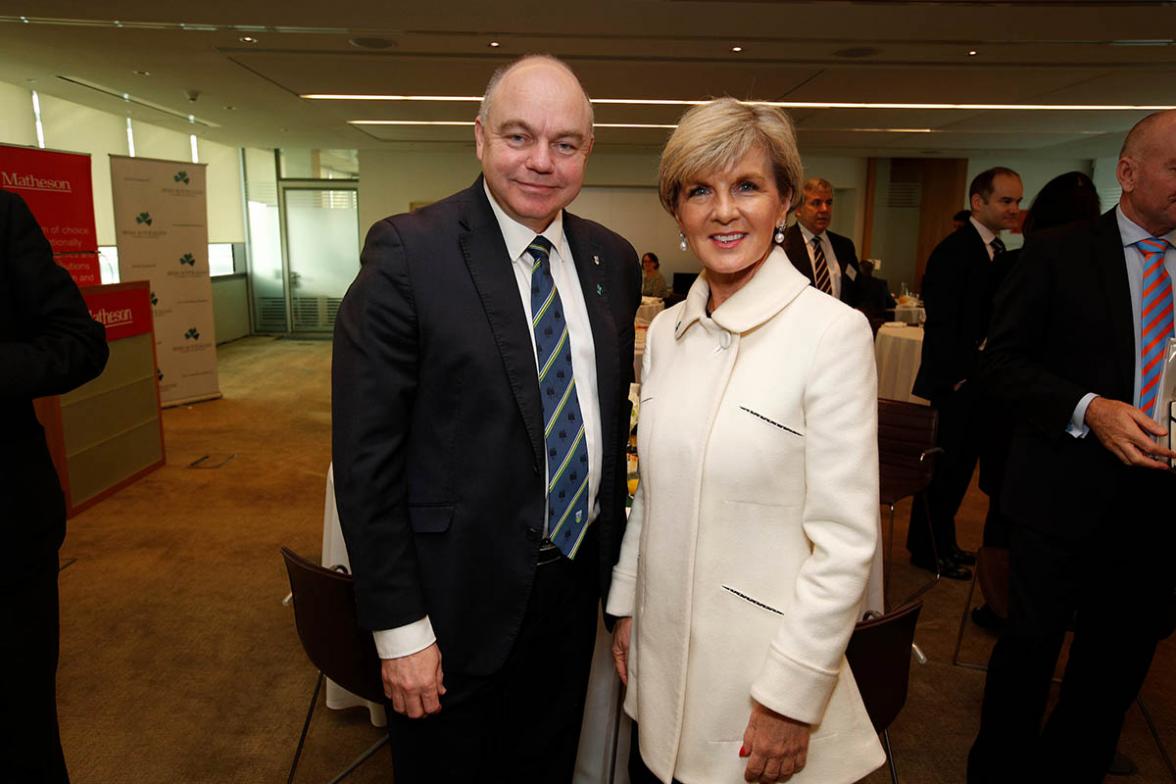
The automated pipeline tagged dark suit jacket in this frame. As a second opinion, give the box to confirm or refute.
[782,224,861,306]
[980,209,1174,538]
[332,177,641,676]
[0,190,108,555]
[913,222,998,402]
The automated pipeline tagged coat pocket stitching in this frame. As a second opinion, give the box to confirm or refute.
[721,584,783,616]
[738,406,803,437]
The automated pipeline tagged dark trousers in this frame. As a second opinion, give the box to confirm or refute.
[0,547,68,783]
[908,384,981,561]
[968,471,1175,783]
[386,545,600,783]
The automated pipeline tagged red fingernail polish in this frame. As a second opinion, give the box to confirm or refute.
[739,745,749,757]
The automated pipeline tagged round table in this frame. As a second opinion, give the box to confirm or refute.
[874,323,930,405]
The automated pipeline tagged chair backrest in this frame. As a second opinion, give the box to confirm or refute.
[878,399,939,505]
[280,547,385,705]
[845,600,923,734]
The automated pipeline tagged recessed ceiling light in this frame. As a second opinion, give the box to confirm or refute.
[489,41,502,48]
[133,69,150,76]
[731,46,743,53]
[240,35,258,44]
[968,50,978,56]
[223,105,236,111]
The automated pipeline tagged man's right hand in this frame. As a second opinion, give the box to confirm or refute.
[1085,396,1176,470]
[381,643,446,718]
[611,617,632,686]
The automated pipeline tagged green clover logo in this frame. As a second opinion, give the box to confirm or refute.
[136,212,152,226]
[184,327,200,341]
[179,253,196,267]
[150,291,159,306]
[174,171,190,184]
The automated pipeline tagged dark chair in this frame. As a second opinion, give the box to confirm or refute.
[878,399,943,607]
[846,600,924,784]
[281,547,387,784]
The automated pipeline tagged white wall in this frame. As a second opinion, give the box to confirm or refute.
[0,80,244,244]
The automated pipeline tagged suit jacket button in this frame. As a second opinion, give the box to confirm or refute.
[526,527,540,541]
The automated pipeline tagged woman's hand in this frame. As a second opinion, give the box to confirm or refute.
[741,700,810,782]
[611,617,633,685]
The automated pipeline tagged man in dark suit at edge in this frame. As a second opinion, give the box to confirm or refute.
[331,55,641,781]
[907,167,1023,580]
[0,189,109,782]
[968,111,1176,783]
[783,176,861,306]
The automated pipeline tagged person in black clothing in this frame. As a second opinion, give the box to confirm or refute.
[908,167,1023,580]
[0,189,109,783]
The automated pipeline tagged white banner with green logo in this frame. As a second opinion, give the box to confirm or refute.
[110,155,221,406]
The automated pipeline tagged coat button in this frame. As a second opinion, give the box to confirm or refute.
[526,527,541,541]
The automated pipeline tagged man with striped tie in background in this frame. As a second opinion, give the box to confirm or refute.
[782,176,862,306]
[332,55,641,782]
[968,110,1176,783]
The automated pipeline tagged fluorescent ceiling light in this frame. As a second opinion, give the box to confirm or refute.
[350,120,678,129]
[310,93,1176,111]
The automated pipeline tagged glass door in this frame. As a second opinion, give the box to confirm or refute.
[279,181,360,333]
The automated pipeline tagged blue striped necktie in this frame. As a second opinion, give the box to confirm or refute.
[528,236,591,558]
[1138,237,1173,419]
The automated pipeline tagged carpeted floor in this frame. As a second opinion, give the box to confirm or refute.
[55,336,1175,783]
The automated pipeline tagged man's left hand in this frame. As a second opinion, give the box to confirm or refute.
[741,700,810,782]
[1085,396,1176,470]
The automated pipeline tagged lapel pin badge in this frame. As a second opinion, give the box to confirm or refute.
[596,283,605,296]
[593,255,600,266]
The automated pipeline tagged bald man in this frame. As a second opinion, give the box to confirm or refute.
[332,55,640,781]
[968,110,1176,783]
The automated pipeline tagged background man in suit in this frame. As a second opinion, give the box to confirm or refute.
[0,189,108,782]
[968,111,1176,783]
[332,55,641,782]
[783,176,861,305]
[908,167,1023,580]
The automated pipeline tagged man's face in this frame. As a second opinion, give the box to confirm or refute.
[1119,115,1176,237]
[971,174,1023,233]
[474,61,594,233]
[795,187,833,234]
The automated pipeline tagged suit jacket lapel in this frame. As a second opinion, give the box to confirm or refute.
[458,179,546,471]
[783,226,815,283]
[1092,209,1136,399]
[564,212,619,448]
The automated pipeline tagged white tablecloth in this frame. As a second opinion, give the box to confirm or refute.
[321,465,630,782]
[875,324,930,405]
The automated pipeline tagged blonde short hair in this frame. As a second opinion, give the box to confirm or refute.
[658,98,803,215]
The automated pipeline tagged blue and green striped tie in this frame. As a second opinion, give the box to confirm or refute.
[529,236,591,558]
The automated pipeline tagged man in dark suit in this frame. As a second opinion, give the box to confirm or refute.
[967,111,1176,783]
[332,55,641,782]
[908,167,1023,579]
[0,189,108,782]
[783,177,861,306]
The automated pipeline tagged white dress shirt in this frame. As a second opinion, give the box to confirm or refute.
[372,184,603,659]
[798,222,841,300]
[970,215,1000,261]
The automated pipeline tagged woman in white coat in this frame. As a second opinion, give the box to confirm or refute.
[608,98,885,784]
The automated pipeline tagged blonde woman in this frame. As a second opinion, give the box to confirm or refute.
[608,98,884,783]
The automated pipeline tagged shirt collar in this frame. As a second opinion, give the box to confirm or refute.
[797,222,823,244]
[1116,204,1176,248]
[483,180,565,261]
[969,215,998,247]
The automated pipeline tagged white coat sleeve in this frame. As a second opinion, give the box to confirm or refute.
[749,307,880,725]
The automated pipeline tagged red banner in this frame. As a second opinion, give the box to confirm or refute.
[0,144,98,255]
[55,252,101,287]
[82,282,153,343]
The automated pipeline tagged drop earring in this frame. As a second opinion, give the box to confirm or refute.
[679,232,688,252]
[774,224,785,244]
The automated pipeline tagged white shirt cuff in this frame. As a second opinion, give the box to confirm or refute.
[373,616,436,659]
[1067,393,1097,438]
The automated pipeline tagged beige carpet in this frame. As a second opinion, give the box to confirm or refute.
[55,336,1175,783]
